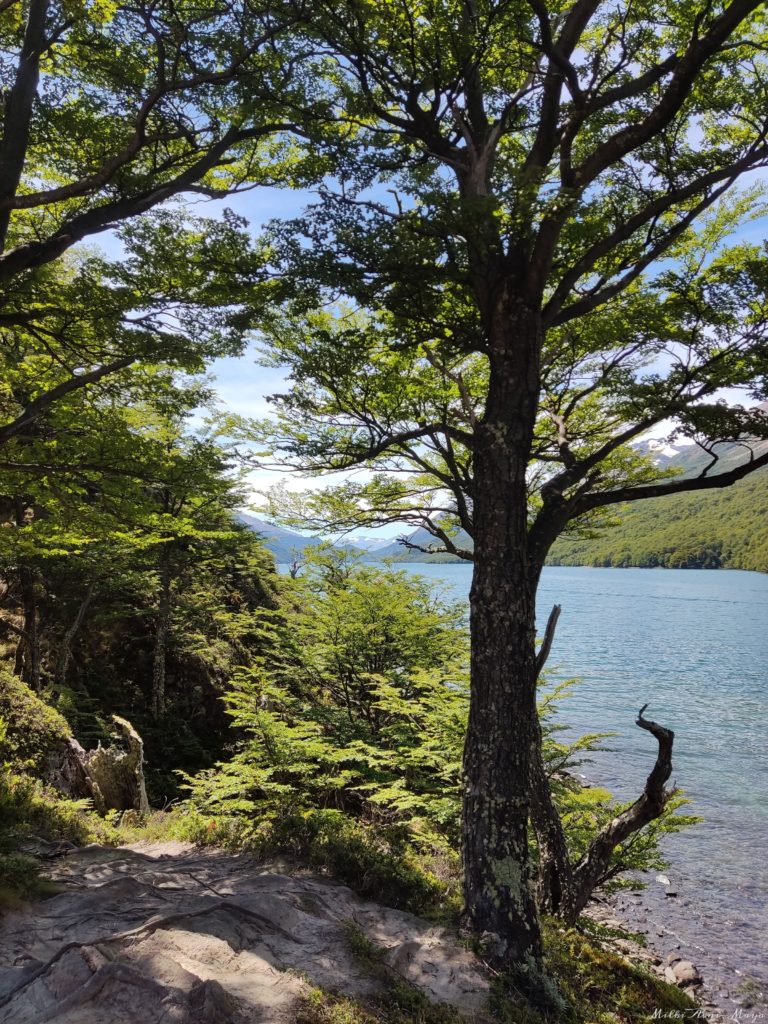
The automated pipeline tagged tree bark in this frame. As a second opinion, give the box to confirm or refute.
[55,584,95,688]
[12,500,41,689]
[151,550,172,718]
[462,298,542,964]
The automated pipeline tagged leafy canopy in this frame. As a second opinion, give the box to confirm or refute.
[234,0,768,559]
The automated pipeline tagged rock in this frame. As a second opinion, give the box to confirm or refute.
[664,890,678,898]
[667,953,683,965]
[656,874,671,886]
[0,842,492,1023]
[665,967,679,984]
[672,960,702,986]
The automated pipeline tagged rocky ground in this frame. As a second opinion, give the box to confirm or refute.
[0,840,749,1024]
[590,876,767,1024]
[0,842,490,1023]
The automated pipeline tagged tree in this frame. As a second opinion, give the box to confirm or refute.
[247,0,768,965]
[0,347,284,797]
[0,211,266,688]
[0,206,269,451]
[0,0,320,285]
[0,0,333,449]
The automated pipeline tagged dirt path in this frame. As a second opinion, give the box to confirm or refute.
[0,842,489,1023]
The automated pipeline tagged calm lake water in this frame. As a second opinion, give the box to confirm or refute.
[404,564,768,1003]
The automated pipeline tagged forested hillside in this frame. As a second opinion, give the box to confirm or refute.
[549,468,768,572]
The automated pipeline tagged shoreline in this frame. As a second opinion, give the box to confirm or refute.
[588,878,767,1023]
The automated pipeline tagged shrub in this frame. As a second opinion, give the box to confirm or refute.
[180,559,695,912]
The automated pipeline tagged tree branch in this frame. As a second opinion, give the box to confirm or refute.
[535,603,561,678]
[567,704,675,921]
[575,445,768,514]
[0,355,136,447]
[0,0,49,250]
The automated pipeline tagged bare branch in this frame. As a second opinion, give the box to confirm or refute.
[567,704,675,921]
[535,603,561,678]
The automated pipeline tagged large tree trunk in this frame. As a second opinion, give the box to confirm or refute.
[462,300,542,964]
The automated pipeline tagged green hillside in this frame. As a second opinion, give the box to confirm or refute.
[549,468,768,572]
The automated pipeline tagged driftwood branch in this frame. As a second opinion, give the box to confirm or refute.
[536,603,561,678]
[566,703,675,922]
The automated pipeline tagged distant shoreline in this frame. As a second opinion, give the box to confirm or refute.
[364,558,767,573]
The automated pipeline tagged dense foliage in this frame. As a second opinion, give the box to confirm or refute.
[240,0,768,958]
[2,0,765,1002]
[180,552,695,910]
[550,468,768,572]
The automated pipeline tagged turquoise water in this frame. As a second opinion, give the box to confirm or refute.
[402,564,768,998]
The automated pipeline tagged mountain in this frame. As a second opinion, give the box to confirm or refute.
[344,534,397,553]
[549,438,768,572]
[375,526,473,562]
[237,513,322,563]
[237,514,367,562]
[241,433,768,572]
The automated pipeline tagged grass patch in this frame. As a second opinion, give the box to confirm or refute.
[294,987,466,1024]
[0,852,60,912]
[541,920,697,1023]
[577,915,649,948]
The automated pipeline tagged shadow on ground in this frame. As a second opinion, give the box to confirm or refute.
[0,842,489,1023]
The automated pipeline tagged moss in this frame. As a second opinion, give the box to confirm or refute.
[0,670,70,775]
[294,987,466,1024]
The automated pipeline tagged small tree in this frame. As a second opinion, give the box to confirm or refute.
[249,0,768,963]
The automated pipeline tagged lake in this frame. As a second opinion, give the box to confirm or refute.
[402,564,768,1003]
